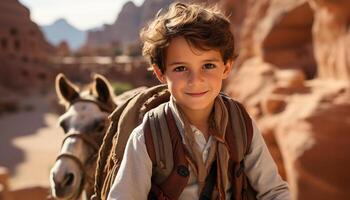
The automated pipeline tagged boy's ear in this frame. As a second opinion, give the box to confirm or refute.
[152,64,166,83]
[222,60,233,79]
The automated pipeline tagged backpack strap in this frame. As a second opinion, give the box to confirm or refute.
[220,93,253,159]
[148,103,174,183]
[93,85,170,200]
[144,103,189,200]
[199,160,217,200]
[220,94,254,200]
[233,101,256,200]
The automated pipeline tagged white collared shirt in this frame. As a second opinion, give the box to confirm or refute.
[107,98,291,200]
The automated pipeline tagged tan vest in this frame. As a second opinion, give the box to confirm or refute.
[92,85,256,200]
[144,95,256,200]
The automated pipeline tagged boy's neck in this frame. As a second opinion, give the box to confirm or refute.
[178,103,214,141]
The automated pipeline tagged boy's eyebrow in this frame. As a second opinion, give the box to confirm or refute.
[202,58,220,62]
[168,61,188,66]
[168,58,221,66]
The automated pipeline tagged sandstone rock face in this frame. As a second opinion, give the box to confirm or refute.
[238,0,317,79]
[86,0,172,48]
[0,0,52,62]
[225,0,350,199]
[274,82,350,200]
[228,64,350,200]
[309,0,350,81]
[198,0,250,53]
[0,0,55,93]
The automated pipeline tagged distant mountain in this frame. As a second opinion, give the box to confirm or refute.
[41,18,87,51]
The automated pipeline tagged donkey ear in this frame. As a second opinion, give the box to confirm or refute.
[55,73,80,106]
[93,74,114,104]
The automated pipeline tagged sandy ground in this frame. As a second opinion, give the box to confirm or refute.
[0,93,64,190]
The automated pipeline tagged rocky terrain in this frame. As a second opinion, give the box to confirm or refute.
[224,0,350,199]
[0,0,349,200]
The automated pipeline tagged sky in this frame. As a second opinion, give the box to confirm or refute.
[19,0,145,30]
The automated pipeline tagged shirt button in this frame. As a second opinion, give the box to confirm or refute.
[177,165,189,177]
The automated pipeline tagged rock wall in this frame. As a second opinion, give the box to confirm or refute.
[309,0,350,81]
[224,0,350,199]
[237,0,317,78]
[0,0,55,93]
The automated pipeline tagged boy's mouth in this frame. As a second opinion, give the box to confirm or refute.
[185,91,208,97]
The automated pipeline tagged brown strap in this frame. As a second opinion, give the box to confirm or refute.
[145,104,189,200]
[62,132,101,153]
[235,102,256,200]
[221,95,253,160]
[199,160,217,200]
[221,96,254,200]
[235,102,253,154]
[145,116,157,164]
[148,104,174,184]
[160,106,189,199]
[223,102,243,200]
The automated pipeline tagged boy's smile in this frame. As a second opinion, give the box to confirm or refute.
[185,91,208,97]
[154,36,232,122]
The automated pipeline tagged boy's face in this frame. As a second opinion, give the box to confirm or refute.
[154,36,232,115]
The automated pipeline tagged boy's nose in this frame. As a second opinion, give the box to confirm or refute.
[188,71,204,85]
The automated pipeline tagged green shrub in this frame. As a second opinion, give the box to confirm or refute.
[111,82,133,95]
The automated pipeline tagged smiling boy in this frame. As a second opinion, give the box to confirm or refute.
[153,36,231,140]
[107,2,290,200]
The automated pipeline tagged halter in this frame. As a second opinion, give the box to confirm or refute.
[55,97,111,199]
[55,131,104,199]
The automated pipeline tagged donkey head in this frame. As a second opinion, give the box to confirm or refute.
[50,73,116,200]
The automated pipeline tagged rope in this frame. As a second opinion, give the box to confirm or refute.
[93,86,171,200]
[94,107,123,199]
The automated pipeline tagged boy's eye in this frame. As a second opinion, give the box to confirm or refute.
[173,66,187,72]
[203,63,216,69]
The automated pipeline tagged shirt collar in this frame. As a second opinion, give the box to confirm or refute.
[168,95,227,144]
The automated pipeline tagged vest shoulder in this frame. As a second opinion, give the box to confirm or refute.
[219,92,243,105]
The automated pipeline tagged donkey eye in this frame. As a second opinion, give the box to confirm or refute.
[96,123,105,133]
[93,119,106,133]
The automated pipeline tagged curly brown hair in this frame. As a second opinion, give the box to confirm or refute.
[140,2,236,73]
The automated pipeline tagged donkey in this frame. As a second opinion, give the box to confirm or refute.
[50,73,143,200]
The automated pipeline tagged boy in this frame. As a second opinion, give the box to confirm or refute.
[107,2,290,200]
